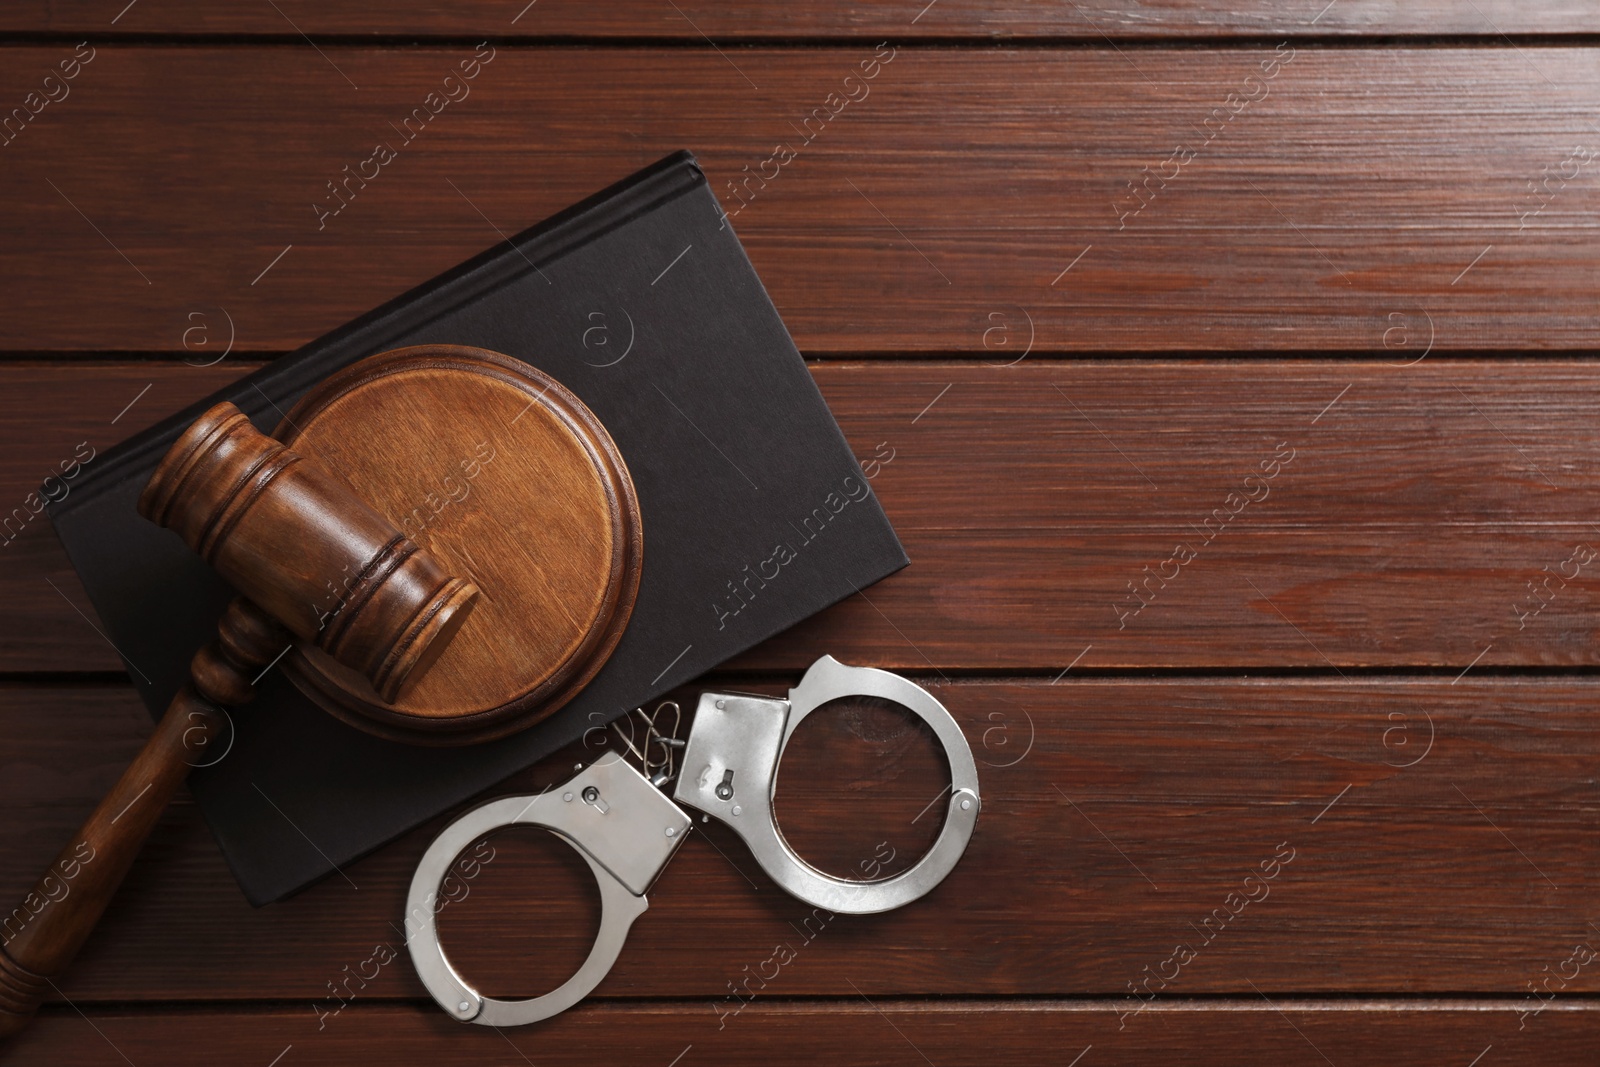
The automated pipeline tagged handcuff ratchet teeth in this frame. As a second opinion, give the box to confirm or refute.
[405,655,982,1027]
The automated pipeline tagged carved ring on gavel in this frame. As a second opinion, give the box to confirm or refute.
[0,400,479,1041]
[140,401,481,703]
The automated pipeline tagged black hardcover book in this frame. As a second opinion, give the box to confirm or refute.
[48,151,908,905]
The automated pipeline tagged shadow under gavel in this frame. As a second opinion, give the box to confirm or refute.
[0,401,479,1040]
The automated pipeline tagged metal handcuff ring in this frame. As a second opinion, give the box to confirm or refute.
[405,655,982,1027]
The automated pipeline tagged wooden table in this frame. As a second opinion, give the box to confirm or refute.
[4,3,1600,1064]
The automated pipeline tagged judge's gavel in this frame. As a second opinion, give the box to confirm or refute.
[0,401,479,1039]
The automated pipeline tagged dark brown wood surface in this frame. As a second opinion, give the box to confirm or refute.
[3,1,1598,38]
[6,1003,1598,1067]
[2,9,1598,1065]
[7,361,1600,672]
[10,1002,1599,1067]
[5,680,1598,1003]
[0,48,1598,353]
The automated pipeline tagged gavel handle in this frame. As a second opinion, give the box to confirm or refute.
[0,598,290,1042]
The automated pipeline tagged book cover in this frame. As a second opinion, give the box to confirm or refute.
[47,150,908,905]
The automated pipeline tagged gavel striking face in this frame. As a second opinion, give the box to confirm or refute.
[0,401,481,1038]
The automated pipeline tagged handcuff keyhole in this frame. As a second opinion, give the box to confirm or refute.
[714,769,735,801]
[581,785,609,814]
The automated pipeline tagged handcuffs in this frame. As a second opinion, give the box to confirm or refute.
[405,655,982,1026]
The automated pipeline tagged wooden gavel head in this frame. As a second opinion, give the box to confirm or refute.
[262,345,642,745]
[1,395,485,1041]
[139,400,480,704]
[139,345,641,744]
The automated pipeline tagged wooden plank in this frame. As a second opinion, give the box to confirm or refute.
[0,47,1597,353]
[7,361,1600,672]
[7,1001,1597,1067]
[6,678,1600,1002]
[3,0,1598,38]
[0,364,243,674]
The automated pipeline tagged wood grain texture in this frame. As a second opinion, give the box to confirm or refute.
[5,679,1599,1002]
[0,599,295,1039]
[2,0,1597,38]
[6,1002,1598,1067]
[2,363,499,1044]
[0,47,1597,353]
[279,346,642,742]
[0,363,242,673]
[140,399,480,704]
[9,361,1600,673]
[0,686,221,1037]
[3,18,1596,1063]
